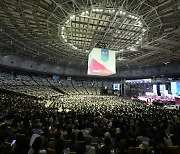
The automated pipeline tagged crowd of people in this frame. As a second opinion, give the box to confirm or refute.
[0,92,180,154]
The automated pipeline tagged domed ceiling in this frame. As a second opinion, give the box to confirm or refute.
[0,0,179,71]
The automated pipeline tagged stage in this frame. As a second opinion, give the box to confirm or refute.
[132,95,178,105]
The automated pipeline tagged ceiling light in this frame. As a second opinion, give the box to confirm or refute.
[81,12,85,15]
[60,7,147,52]
[134,16,138,19]
[62,35,65,39]
[70,15,75,20]
[65,20,69,24]
[129,46,137,51]
[73,46,77,49]
[136,41,140,44]
[117,57,125,61]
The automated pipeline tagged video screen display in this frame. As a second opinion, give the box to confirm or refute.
[171,82,180,97]
[52,75,60,80]
[87,48,116,76]
[113,83,120,90]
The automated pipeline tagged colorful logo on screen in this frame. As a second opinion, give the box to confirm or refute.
[89,58,113,75]
[101,49,109,62]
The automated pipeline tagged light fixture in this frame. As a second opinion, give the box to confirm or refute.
[70,15,75,20]
[117,57,125,61]
[92,8,96,12]
[73,46,77,50]
[59,7,147,52]
[81,12,85,15]
[136,41,140,44]
[129,46,137,51]
[65,20,69,24]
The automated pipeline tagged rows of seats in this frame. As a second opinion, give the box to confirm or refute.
[32,75,51,86]
[0,71,116,96]
[0,85,62,98]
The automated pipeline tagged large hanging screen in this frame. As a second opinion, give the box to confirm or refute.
[87,48,116,76]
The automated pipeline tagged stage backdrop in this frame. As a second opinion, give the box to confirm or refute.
[87,48,116,76]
